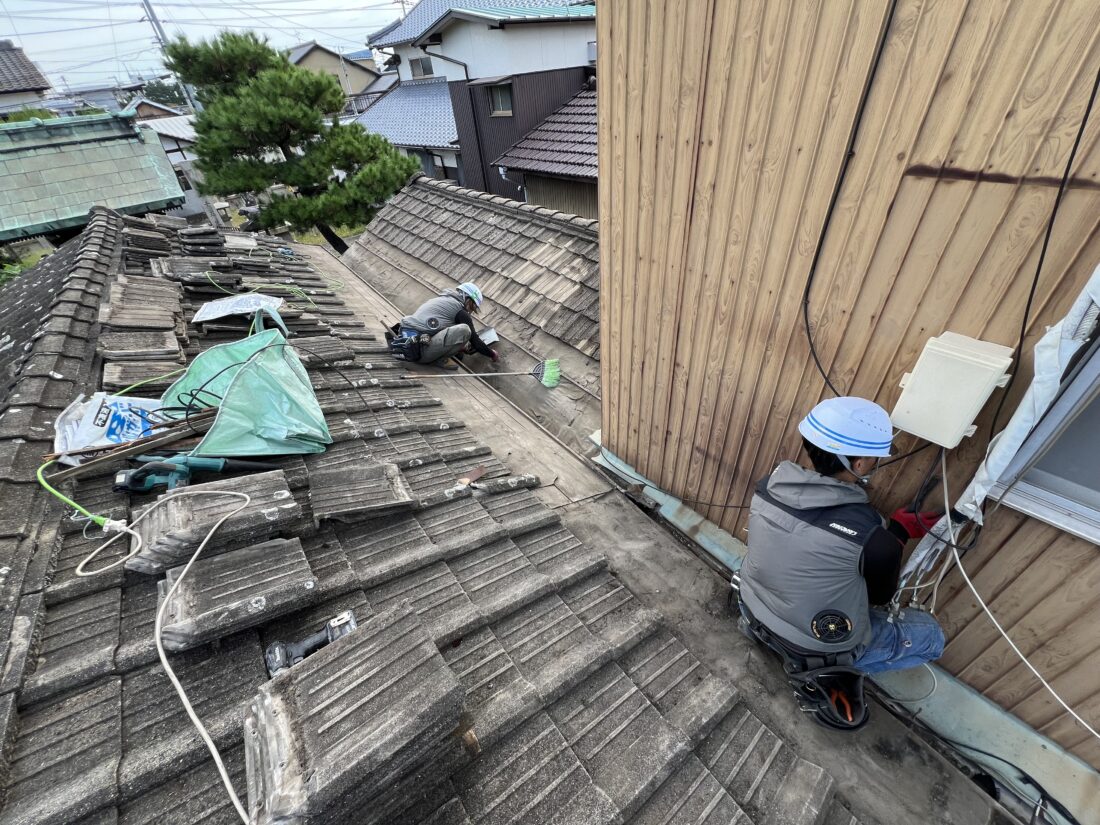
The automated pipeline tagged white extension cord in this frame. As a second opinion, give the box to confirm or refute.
[79,490,254,824]
[939,451,1100,744]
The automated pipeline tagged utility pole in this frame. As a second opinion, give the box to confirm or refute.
[139,0,199,111]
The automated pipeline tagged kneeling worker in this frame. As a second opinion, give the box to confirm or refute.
[398,283,499,367]
[738,396,944,675]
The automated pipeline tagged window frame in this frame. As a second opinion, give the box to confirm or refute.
[488,83,513,117]
[409,56,433,79]
[990,334,1100,545]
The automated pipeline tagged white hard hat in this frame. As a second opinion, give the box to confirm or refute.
[457,282,483,308]
[798,396,893,458]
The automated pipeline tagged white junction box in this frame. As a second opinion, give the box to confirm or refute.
[891,331,1014,449]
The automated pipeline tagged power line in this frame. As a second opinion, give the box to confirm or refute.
[6,19,147,36]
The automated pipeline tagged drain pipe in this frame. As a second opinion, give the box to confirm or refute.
[421,47,489,191]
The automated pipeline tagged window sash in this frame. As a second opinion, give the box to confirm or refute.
[489,84,512,115]
[992,334,1100,544]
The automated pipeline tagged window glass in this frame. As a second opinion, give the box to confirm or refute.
[410,57,433,78]
[1024,386,1100,510]
[489,84,512,115]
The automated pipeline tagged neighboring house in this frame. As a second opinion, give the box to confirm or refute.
[287,41,380,96]
[125,95,183,120]
[495,83,597,217]
[344,70,398,116]
[0,39,50,116]
[601,0,1100,808]
[0,111,184,242]
[136,114,209,219]
[355,78,461,180]
[64,79,147,114]
[363,1,595,195]
[344,47,379,71]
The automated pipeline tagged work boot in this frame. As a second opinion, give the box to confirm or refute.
[437,357,460,371]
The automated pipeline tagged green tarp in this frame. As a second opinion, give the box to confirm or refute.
[160,328,331,456]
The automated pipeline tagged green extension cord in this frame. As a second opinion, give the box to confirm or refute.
[37,460,107,527]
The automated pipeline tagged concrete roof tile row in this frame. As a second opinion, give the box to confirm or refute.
[354,174,601,357]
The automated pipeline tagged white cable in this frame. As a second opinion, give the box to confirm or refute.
[80,488,253,822]
[940,452,1100,744]
[153,490,253,825]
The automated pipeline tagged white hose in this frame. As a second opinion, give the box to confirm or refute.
[80,489,253,823]
[940,452,1100,744]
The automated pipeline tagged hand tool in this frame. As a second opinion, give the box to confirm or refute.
[112,454,275,493]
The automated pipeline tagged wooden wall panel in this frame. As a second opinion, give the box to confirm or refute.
[600,0,1100,768]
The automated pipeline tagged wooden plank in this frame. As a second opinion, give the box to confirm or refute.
[638,0,713,481]
[597,0,621,445]
[663,0,768,497]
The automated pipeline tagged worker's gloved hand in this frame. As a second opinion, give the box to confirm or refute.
[489,349,500,363]
[889,508,942,540]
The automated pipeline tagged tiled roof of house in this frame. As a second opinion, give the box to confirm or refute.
[0,39,49,94]
[0,112,184,243]
[137,113,196,143]
[369,0,575,47]
[355,78,457,149]
[350,174,601,357]
[495,87,596,180]
[0,207,841,825]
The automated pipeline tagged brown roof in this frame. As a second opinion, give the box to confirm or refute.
[0,40,49,94]
[494,88,596,181]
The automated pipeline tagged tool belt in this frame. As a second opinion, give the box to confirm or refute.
[737,593,869,731]
[388,332,425,362]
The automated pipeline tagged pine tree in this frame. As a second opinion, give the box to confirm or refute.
[165,32,418,252]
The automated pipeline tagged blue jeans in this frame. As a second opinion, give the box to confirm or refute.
[854,608,945,674]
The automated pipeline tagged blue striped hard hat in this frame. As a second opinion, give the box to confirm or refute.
[798,397,893,458]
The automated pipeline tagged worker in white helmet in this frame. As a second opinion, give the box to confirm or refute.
[394,282,500,368]
[737,396,945,675]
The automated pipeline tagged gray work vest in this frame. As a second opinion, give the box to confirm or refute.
[738,461,883,653]
[400,291,465,335]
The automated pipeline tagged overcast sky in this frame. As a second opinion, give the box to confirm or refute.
[1,0,408,91]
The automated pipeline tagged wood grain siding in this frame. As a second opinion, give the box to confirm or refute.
[524,174,598,218]
[449,67,590,198]
[600,0,1100,767]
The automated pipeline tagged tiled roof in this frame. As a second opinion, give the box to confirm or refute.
[450,2,595,23]
[0,210,841,825]
[137,113,196,143]
[0,112,184,243]
[354,174,601,357]
[369,0,575,47]
[124,95,183,116]
[355,78,457,149]
[0,40,49,94]
[495,87,597,180]
[345,48,375,61]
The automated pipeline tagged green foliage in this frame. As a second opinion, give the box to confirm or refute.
[168,32,419,236]
[5,107,56,122]
[165,32,286,105]
[75,106,106,115]
[142,78,186,107]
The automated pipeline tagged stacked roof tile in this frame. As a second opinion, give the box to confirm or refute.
[495,87,597,180]
[0,208,863,825]
[348,174,600,357]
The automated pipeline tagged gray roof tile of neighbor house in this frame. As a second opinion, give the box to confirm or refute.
[0,206,856,824]
[369,0,577,47]
[355,78,458,149]
[0,39,49,94]
[0,112,184,243]
[345,174,601,358]
[495,87,597,180]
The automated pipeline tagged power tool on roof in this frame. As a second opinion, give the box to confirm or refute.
[112,454,275,493]
[265,611,358,677]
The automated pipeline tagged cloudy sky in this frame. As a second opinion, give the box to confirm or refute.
[1,0,408,90]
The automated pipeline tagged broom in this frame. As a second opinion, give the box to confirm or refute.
[405,359,561,389]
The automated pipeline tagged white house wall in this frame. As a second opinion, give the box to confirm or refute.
[393,19,595,82]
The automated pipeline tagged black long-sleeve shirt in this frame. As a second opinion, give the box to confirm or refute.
[860,520,909,605]
[454,308,493,358]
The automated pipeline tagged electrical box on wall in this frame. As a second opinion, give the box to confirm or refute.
[891,332,1014,449]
